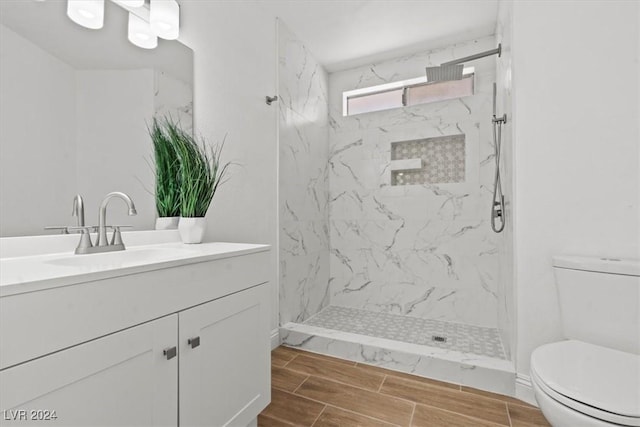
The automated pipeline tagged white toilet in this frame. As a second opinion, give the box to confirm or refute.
[530,256,640,427]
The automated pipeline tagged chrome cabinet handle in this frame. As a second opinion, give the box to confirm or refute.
[163,346,177,360]
[187,337,200,349]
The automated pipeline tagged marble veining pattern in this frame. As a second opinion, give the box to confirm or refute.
[304,305,505,359]
[328,36,503,328]
[278,22,331,324]
[277,30,513,365]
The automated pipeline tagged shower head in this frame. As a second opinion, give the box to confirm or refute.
[425,64,464,83]
[426,44,503,84]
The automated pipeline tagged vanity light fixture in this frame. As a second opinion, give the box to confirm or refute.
[128,13,158,49]
[113,0,144,6]
[67,0,105,30]
[150,0,180,40]
[66,0,180,49]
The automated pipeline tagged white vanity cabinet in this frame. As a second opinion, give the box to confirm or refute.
[0,315,179,426]
[179,284,270,427]
[0,245,271,427]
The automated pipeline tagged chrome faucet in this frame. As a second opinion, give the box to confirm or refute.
[73,191,137,255]
[95,192,137,247]
[72,194,85,227]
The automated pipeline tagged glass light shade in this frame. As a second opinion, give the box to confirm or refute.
[114,0,145,7]
[67,0,104,30]
[128,13,158,49]
[150,0,179,40]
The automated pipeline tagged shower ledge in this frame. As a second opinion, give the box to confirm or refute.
[280,321,516,396]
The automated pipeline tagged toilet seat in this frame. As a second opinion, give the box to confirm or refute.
[531,340,640,427]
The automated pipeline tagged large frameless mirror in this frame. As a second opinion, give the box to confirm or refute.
[0,0,193,237]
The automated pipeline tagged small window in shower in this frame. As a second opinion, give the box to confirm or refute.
[390,135,465,185]
[343,68,474,116]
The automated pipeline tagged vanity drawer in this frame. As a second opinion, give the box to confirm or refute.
[0,250,269,370]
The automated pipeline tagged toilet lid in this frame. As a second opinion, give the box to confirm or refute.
[531,340,640,419]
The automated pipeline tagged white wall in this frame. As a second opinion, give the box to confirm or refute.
[0,24,77,236]
[495,0,515,361]
[179,1,279,332]
[512,0,640,375]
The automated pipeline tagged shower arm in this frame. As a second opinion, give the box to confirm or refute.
[441,44,502,66]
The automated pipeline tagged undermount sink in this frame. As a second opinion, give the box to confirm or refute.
[46,246,183,268]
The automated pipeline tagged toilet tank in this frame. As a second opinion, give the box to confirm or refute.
[553,256,640,355]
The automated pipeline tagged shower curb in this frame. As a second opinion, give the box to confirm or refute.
[280,321,516,396]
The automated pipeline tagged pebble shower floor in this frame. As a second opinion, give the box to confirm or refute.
[304,305,506,359]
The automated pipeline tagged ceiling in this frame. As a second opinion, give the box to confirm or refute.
[0,0,193,83]
[259,0,499,72]
[0,1,497,77]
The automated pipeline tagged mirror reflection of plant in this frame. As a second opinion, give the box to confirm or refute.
[163,120,231,218]
[149,117,181,218]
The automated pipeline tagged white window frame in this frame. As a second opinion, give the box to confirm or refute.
[342,67,475,117]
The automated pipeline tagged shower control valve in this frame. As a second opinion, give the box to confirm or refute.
[493,201,503,218]
[492,114,507,124]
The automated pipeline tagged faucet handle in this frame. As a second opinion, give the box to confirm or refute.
[111,226,124,246]
[108,226,132,246]
[71,226,94,254]
[44,226,71,234]
[66,226,93,232]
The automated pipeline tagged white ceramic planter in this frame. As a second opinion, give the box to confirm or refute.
[178,217,206,244]
[155,216,180,230]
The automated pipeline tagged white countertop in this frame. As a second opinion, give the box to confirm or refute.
[0,240,270,297]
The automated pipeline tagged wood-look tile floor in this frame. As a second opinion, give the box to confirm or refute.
[259,346,551,427]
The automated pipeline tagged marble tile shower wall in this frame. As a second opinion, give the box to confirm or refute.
[328,36,503,328]
[278,22,331,324]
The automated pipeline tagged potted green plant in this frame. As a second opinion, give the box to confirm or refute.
[149,117,181,230]
[166,121,231,244]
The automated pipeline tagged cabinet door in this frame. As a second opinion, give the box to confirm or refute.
[179,284,270,427]
[0,315,178,427]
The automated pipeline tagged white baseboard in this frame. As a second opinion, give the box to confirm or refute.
[515,373,538,407]
[270,328,280,350]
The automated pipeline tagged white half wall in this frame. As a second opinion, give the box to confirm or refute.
[512,0,640,375]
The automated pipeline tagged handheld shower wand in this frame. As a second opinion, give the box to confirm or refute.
[491,82,507,233]
[422,45,507,233]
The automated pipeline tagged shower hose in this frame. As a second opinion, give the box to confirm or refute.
[491,115,506,233]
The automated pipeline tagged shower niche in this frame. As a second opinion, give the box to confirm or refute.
[390,134,466,186]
